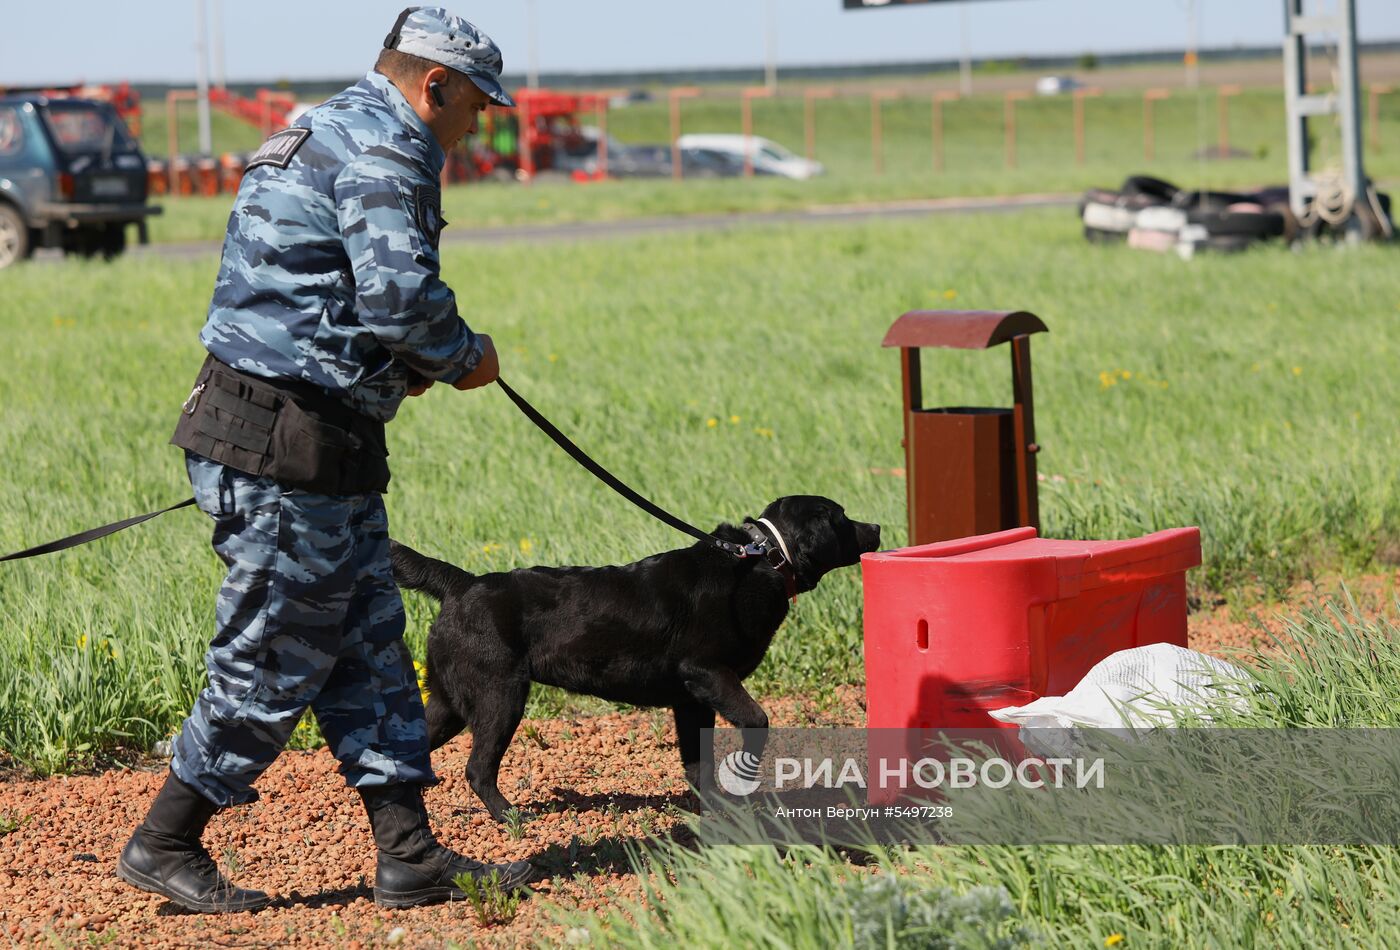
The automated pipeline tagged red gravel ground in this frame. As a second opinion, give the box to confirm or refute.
[1,575,1395,947]
[0,690,863,948]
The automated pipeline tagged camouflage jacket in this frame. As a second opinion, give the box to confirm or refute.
[199,70,481,422]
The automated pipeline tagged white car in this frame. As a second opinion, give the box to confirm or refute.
[1035,75,1082,96]
[674,134,824,180]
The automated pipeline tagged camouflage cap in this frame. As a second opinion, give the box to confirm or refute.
[384,7,515,108]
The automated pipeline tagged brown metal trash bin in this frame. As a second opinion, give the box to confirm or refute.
[881,310,1048,545]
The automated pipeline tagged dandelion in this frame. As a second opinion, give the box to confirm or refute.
[547,353,558,363]
[706,417,718,428]
[754,427,774,438]
[729,415,740,424]
[1098,371,1118,389]
[942,289,958,300]
[78,634,88,650]
[1291,365,1302,376]
[482,542,503,554]
[519,537,534,555]
[1104,935,1124,948]
[1119,370,1132,380]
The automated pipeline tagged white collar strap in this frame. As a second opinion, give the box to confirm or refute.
[757,517,794,567]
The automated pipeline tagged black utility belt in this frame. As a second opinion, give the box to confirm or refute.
[170,354,391,495]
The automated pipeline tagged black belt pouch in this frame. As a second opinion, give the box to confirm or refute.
[171,355,390,495]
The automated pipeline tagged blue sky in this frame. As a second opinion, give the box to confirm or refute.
[3,1,1399,86]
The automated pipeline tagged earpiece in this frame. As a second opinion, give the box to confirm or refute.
[429,81,446,108]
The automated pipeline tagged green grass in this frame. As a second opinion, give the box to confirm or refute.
[1,208,1398,774]
[553,602,1400,948]
[144,86,1400,244]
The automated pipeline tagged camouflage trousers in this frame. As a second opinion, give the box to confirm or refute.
[171,451,436,807]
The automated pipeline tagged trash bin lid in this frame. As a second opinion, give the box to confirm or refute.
[881,310,1048,350]
[863,526,1201,600]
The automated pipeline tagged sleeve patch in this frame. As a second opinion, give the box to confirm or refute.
[414,184,444,250]
[246,127,312,171]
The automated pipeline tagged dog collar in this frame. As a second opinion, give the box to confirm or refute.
[740,519,798,604]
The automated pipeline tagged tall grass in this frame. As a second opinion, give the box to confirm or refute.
[553,603,1400,948]
[1,209,1397,771]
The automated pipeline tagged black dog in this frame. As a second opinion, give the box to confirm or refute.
[391,495,880,821]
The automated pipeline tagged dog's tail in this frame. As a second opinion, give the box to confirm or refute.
[390,540,470,601]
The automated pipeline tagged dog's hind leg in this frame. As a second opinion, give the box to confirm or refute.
[465,675,530,822]
[425,695,466,751]
[674,702,716,794]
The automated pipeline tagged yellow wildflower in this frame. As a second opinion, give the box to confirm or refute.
[1104,935,1124,947]
[942,289,958,300]
[1098,371,1118,389]
[754,427,774,438]
[519,538,534,554]
[729,415,740,424]
[706,418,718,428]
[1119,370,1132,380]
[547,353,558,363]
[482,542,503,554]
[1291,365,1302,376]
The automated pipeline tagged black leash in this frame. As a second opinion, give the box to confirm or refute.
[494,378,761,559]
[495,378,797,598]
[0,498,196,563]
[1,379,789,586]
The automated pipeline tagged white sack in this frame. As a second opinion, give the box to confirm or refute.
[989,642,1252,731]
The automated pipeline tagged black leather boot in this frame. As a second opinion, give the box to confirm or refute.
[359,784,533,908]
[116,771,270,914]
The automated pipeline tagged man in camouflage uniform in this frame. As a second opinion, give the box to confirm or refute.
[117,7,531,913]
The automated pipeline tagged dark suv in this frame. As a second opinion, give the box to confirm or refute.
[0,94,161,268]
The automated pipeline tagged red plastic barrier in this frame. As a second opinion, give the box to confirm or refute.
[195,157,220,197]
[146,159,168,196]
[219,153,246,193]
[861,526,1201,732]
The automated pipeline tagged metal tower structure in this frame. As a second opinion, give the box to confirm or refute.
[1283,0,1368,235]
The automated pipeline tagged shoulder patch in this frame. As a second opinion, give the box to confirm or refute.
[413,184,445,250]
[245,127,312,171]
